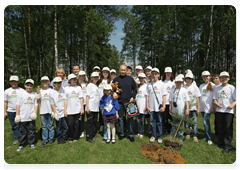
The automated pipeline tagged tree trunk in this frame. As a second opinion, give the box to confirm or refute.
[54,5,58,70]
[28,5,32,78]
[23,16,31,78]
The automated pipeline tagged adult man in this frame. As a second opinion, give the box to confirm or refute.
[73,64,88,82]
[112,64,137,142]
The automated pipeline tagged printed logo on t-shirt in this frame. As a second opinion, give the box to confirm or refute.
[166,86,171,93]
[82,86,86,93]
[58,94,64,103]
[151,86,160,94]
[202,89,208,97]
[137,90,144,98]
[42,93,49,101]
[99,82,106,89]
[24,97,34,104]
[12,91,17,95]
[219,90,228,99]
[70,91,78,98]
[188,91,193,96]
[173,91,181,100]
[95,89,100,96]
[10,91,17,98]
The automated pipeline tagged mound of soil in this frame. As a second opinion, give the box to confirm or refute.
[164,138,183,148]
[140,144,186,164]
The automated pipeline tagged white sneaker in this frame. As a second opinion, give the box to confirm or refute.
[158,139,163,144]
[136,134,140,137]
[208,140,213,145]
[149,136,155,143]
[139,135,143,139]
[202,138,207,141]
[30,144,35,149]
[80,132,84,138]
[99,125,104,132]
[17,146,23,152]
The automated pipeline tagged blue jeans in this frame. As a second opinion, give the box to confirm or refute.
[40,114,55,142]
[170,116,184,140]
[7,112,19,140]
[56,117,68,141]
[150,111,163,139]
[201,112,212,141]
[118,104,134,137]
[136,114,145,135]
[186,111,198,137]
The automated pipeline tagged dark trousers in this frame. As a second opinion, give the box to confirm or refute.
[99,107,104,126]
[56,117,68,142]
[67,114,80,141]
[215,112,234,149]
[79,105,86,133]
[86,112,98,140]
[162,105,172,134]
[19,121,35,147]
[214,115,218,136]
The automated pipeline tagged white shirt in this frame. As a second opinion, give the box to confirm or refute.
[39,88,54,115]
[49,87,66,118]
[64,85,83,115]
[4,87,24,112]
[146,81,168,112]
[136,84,148,114]
[169,87,190,116]
[213,84,236,114]
[199,82,215,113]
[86,83,100,112]
[80,82,87,105]
[16,90,38,122]
[98,79,110,99]
[184,80,197,86]
[50,78,69,89]
[160,80,175,105]
[183,84,201,111]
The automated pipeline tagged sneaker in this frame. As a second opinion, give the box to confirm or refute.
[106,139,110,144]
[148,130,152,134]
[69,141,73,143]
[139,135,143,139]
[149,136,155,143]
[42,141,47,146]
[30,144,35,149]
[158,139,163,144]
[179,139,183,142]
[202,138,207,141]
[17,146,24,152]
[136,134,140,138]
[112,139,115,144]
[101,139,107,143]
[186,135,190,139]
[73,140,78,142]
[80,132,84,138]
[99,125,104,132]
[208,140,213,145]
[13,140,18,145]
[87,139,95,143]
[48,140,54,145]
[193,136,198,143]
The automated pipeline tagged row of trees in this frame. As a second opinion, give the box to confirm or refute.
[4,5,128,83]
[121,5,236,81]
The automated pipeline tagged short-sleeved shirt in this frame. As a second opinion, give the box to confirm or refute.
[183,84,201,111]
[80,82,87,105]
[160,80,175,105]
[49,78,69,89]
[199,82,215,113]
[98,79,110,99]
[86,83,100,112]
[4,87,24,112]
[100,95,120,116]
[39,88,54,115]
[136,84,148,114]
[49,87,66,118]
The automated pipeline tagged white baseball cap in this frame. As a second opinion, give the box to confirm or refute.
[110,69,116,74]
[78,71,86,76]
[151,68,160,73]
[10,75,19,81]
[202,71,211,76]
[102,67,110,72]
[185,69,192,74]
[145,66,152,70]
[25,79,34,84]
[185,73,193,79]
[91,72,99,77]
[104,84,112,90]
[53,77,62,83]
[138,73,146,78]
[175,76,183,82]
[136,65,143,70]
[164,67,172,73]
[178,74,184,79]
[93,66,100,71]
[41,76,50,81]
[220,71,230,77]
[68,74,77,80]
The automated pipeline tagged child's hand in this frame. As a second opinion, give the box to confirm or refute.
[144,107,147,112]
[227,103,235,109]
[214,101,222,108]
[160,106,165,113]
[64,111,68,118]
[147,107,151,115]
[116,114,119,119]
[196,108,200,115]
[80,108,84,115]
[86,108,91,114]
[112,93,118,100]
[4,112,7,119]
[185,109,189,116]
[169,109,172,116]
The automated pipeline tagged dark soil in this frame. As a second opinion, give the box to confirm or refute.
[164,138,183,148]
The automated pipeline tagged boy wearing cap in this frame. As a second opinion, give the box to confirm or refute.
[15,79,38,151]
[134,65,143,85]
[213,71,236,153]
[4,76,24,145]
[50,77,68,144]
[185,69,197,86]
[36,76,55,146]
[145,66,152,83]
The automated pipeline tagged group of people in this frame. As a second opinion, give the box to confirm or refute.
[4,64,236,154]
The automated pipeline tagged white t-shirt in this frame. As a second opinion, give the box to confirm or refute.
[16,90,38,122]
[64,85,83,115]
[183,84,201,111]
[160,80,175,105]
[169,87,190,116]
[136,84,148,114]
[50,78,69,89]
[49,87,66,118]
[39,88,54,115]
[199,82,215,113]
[146,81,168,112]
[86,83,100,112]
[4,87,24,112]
[184,80,197,86]
[213,84,236,114]
[80,82,87,105]
[98,79,110,99]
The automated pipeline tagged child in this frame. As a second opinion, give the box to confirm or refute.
[64,74,84,143]
[86,72,101,143]
[185,69,197,86]
[78,71,88,138]
[100,84,120,144]
[110,69,117,82]
[134,65,143,85]
[160,67,175,135]
[15,79,38,151]
[183,73,201,142]
[93,66,101,78]
[4,75,24,145]
[169,76,190,141]
[199,71,215,145]
[213,71,236,153]
[36,76,55,146]
[50,77,68,144]
[136,73,148,139]
[146,68,167,144]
